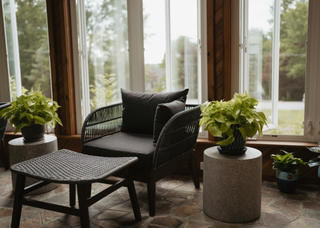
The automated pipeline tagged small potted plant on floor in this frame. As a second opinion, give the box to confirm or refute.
[0,90,62,142]
[271,150,306,194]
[199,91,268,155]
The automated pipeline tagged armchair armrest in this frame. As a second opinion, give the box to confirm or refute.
[153,105,201,169]
[81,103,123,148]
[0,103,11,140]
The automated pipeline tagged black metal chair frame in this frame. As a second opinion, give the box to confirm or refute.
[81,103,200,216]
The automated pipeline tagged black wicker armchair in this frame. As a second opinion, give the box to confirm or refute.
[80,102,201,216]
[0,102,11,170]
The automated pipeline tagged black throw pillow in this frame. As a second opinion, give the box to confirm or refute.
[153,99,186,145]
[121,88,189,134]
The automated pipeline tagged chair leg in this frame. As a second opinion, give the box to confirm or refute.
[0,139,10,170]
[11,174,26,228]
[147,173,156,217]
[77,184,91,228]
[189,152,200,188]
[69,184,76,207]
[124,168,141,221]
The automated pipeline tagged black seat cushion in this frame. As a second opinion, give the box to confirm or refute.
[82,132,155,170]
[120,88,189,134]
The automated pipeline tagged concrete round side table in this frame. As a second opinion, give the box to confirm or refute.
[203,146,262,223]
[9,135,60,194]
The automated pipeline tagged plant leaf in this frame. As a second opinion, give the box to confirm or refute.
[208,125,222,137]
[218,135,234,146]
[33,116,47,125]
[238,127,247,140]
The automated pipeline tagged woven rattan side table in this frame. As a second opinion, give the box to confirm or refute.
[10,149,141,228]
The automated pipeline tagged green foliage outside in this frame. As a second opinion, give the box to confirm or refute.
[3,0,52,99]
[89,74,117,110]
[258,0,308,101]
[263,109,304,135]
[0,90,62,133]
[9,76,28,101]
[145,35,198,100]
[84,0,129,111]
[271,150,306,174]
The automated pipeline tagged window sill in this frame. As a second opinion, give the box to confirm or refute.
[196,138,318,148]
[6,132,318,148]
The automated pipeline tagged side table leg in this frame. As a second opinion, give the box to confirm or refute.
[77,184,91,228]
[11,174,26,228]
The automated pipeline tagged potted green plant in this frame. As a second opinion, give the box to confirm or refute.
[0,91,62,142]
[271,150,306,194]
[306,143,320,182]
[200,92,268,155]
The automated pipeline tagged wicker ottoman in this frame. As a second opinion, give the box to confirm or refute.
[10,149,141,228]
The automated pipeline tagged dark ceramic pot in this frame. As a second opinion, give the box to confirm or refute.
[217,125,247,155]
[276,170,298,194]
[21,124,45,143]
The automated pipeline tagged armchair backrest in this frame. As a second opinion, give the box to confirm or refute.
[0,103,11,140]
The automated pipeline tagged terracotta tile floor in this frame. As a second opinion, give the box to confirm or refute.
[1,165,320,228]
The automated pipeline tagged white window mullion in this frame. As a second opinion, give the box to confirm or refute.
[271,0,280,129]
[197,0,201,103]
[0,3,11,102]
[165,0,172,92]
[9,0,21,98]
[199,0,207,104]
[198,0,208,138]
[77,0,91,121]
[127,0,145,92]
[242,0,248,94]
[70,0,82,133]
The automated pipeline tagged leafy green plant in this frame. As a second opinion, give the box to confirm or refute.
[0,91,62,133]
[199,92,268,146]
[306,142,320,168]
[271,150,306,174]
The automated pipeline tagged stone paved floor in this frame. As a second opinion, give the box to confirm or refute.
[1,166,320,228]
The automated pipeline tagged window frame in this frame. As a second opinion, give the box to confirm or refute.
[71,0,208,136]
[0,2,10,102]
[231,0,320,143]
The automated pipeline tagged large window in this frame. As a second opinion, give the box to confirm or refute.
[0,0,52,101]
[73,0,207,133]
[233,0,320,142]
[143,0,199,103]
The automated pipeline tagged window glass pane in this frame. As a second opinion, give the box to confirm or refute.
[170,0,198,103]
[2,0,52,100]
[143,0,166,93]
[143,0,199,103]
[247,0,308,136]
[81,0,129,111]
